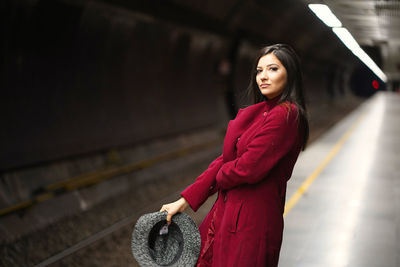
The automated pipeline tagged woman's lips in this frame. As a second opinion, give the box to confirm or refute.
[260,84,270,88]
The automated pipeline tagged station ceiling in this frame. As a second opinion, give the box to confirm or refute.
[108,0,399,80]
[305,0,400,80]
[110,0,356,66]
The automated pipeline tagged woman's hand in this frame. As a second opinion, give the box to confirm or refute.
[160,197,189,225]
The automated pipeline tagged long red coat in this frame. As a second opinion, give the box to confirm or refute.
[181,95,303,266]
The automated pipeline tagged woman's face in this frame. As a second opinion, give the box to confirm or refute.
[256,53,287,99]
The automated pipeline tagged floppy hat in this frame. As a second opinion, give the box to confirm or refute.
[131,211,201,267]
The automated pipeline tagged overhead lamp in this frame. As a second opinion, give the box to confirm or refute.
[308,3,387,82]
[332,27,360,53]
[308,4,342,27]
[333,28,387,82]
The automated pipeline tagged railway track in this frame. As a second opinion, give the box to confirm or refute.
[1,146,220,267]
[34,190,179,267]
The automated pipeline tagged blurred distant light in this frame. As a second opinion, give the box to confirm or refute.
[308,4,342,27]
[332,27,387,82]
[372,80,379,89]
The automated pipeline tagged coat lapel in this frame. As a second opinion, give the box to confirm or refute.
[223,101,267,162]
[222,96,281,163]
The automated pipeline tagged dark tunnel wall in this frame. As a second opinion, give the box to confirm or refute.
[2,0,363,171]
[3,0,230,170]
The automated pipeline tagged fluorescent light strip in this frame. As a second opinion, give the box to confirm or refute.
[308,4,342,27]
[332,28,387,82]
[308,4,387,82]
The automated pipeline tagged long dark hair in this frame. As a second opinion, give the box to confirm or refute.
[243,44,309,150]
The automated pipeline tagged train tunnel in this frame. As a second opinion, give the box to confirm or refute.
[1,0,399,266]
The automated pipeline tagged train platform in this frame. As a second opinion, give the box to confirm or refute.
[280,91,400,267]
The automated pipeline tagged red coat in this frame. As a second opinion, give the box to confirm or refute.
[181,96,303,267]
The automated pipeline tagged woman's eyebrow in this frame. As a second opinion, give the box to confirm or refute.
[257,63,279,68]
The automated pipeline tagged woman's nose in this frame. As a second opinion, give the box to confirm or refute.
[260,70,268,80]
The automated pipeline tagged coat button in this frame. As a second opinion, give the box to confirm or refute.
[263,111,267,116]
[224,194,227,202]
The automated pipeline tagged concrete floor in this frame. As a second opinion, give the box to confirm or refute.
[279,92,400,267]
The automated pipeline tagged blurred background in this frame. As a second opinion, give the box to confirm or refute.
[1,0,399,266]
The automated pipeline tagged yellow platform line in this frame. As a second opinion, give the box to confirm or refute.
[283,111,367,217]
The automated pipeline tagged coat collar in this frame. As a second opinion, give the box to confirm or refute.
[264,94,282,111]
[239,94,282,115]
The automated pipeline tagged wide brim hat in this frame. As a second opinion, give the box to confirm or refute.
[131,211,201,267]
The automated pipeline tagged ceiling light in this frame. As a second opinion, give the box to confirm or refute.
[308,4,387,82]
[332,27,360,52]
[332,27,387,82]
[308,4,342,27]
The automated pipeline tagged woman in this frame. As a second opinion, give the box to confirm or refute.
[160,44,309,266]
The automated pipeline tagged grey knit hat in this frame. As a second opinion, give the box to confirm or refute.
[131,211,201,267]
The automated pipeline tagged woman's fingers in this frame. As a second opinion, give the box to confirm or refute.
[159,198,189,225]
[159,204,172,225]
[166,212,172,225]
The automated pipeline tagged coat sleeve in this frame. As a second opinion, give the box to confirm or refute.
[216,105,299,190]
[180,154,224,211]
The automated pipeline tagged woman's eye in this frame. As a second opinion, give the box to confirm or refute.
[256,69,262,74]
[270,67,278,71]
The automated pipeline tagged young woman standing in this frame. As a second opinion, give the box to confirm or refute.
[160,44,309,266]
